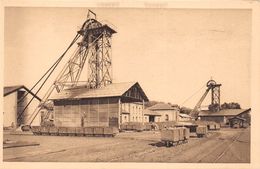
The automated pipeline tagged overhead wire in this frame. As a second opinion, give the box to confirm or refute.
[17,33,81,121]
[180,83,205,107]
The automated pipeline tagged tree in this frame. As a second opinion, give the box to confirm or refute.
[208,103,220,112]
[180,107,192,115]
[221,102,241,109]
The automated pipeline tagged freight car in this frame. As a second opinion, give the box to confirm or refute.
[160,127,190,147]
[31,126,119,137]
[196,125,207,137]
[207,123,221,130]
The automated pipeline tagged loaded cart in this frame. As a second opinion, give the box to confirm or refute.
[196,125,207,138]
[160,127,190,147]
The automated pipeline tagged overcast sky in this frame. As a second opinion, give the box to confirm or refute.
[4,7,251,108]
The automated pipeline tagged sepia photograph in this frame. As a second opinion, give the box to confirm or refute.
[1,1,260,168]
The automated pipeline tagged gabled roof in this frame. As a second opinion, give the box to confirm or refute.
[199,108,251,117]
[50,82,149,101]
[148,103,177,110]
[143,109,161,116]
[4,85,41,101]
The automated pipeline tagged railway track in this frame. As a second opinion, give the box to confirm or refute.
[194,129,245,163]
[213,129,246,162]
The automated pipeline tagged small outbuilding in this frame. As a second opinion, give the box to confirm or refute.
[50,82,149,128]
[146,103,179,122]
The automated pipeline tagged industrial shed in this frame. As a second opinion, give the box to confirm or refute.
[3,85,41,128]
[179,113,192,122]
[229,116,247,128]
[50,82,148,128]
[198,108,251,125]
[146,103,179,122]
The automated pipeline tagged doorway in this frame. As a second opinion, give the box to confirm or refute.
[149,115,155,122]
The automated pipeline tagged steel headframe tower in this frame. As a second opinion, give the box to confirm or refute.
[81,10,116,89]
[54,10,116,91]
[207,80,222,112]
[190,79,222,118]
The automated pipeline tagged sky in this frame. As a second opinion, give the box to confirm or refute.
[4,7,251,108]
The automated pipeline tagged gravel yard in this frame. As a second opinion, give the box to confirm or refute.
[3,127,250,163]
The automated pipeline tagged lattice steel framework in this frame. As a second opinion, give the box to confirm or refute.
[23,11,116,126]
[55,13,116,91]
[211,85,221,105]
[208,80,222,112]
[190,79,222,118]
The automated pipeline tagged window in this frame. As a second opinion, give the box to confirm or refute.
[165,114,169,121]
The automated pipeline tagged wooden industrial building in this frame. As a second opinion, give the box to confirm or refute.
[144,103,179,122]
[3,85,41,128]
[50,82,149,128]
[198,108,251,126]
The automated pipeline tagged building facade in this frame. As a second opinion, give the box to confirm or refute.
[121,102,144,123]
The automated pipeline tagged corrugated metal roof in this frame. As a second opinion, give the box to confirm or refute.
[199,108,251,117]
[50,82,148,101]
[148,103,177,110]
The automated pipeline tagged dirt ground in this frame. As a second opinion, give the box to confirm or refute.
[3,127,250,163]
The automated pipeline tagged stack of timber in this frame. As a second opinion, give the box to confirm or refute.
[31,126,118,137]
[196,125,207,138]
[160,127,190,147]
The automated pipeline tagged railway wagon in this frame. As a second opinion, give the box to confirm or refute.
[120,122,145,132]
[208,124,216,130]
[215,123,221,130]
[161,127,189,147]
[183,127,190,141]
[196,125,207,137]
[208,123,221,130]
[31,126,119,137]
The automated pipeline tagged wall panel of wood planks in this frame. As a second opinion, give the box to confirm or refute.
[54,98,119,128]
